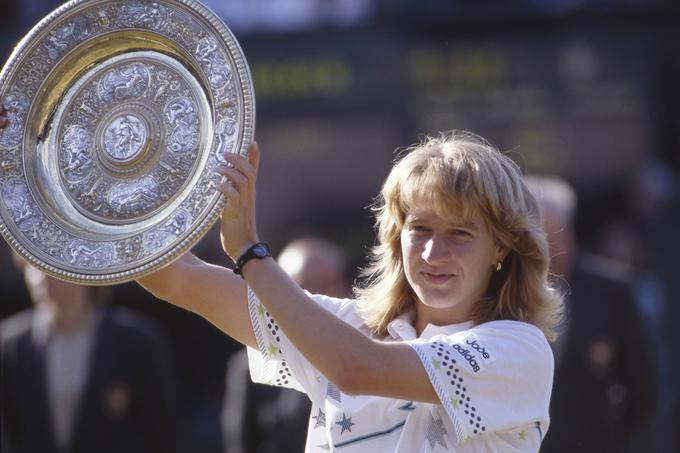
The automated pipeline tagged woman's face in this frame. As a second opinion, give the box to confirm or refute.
[400,204,504,323]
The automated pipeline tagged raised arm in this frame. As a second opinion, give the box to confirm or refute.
[217,143,438,404]
[136,236,256,348]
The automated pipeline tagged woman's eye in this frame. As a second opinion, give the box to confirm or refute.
[451,229,470,237]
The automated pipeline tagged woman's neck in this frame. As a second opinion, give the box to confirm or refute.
[414,302,472,336]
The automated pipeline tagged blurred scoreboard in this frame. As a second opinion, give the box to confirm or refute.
[238,26,654,240]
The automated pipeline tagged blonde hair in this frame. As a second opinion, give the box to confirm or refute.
[356,131,563,341]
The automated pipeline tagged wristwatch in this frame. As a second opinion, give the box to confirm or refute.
[234,242,272,277]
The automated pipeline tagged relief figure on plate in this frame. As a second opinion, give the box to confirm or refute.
[0,92,30,148]
[196,37,231,88]
[118,2,168,29]
[165,97,199,153]
[215,117,236,156]
[2,179,36,225]
[108,175,160,215]
[63,239,114,267]
[43,16,90,60]
[99,63,150,103]
[62,126,93,179]
[103,114,147,160]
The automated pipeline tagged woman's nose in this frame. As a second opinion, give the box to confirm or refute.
[422,235,449,263]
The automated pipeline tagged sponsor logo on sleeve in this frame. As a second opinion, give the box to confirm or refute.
[451,335,495,373]
[465,338,490,359]
[453,344,481,372]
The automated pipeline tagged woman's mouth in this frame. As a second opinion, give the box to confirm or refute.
[421,272,454,285]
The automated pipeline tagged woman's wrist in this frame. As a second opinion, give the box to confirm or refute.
[231,243,256,261]
[233,242,272,277]
[222,235,260,261]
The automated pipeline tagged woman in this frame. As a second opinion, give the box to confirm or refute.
[1,106,562,450]
[143,130,563,452]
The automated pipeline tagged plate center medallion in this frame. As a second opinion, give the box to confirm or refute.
[103,113,147,163]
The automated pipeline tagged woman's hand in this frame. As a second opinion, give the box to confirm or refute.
[216,142,261,261]
[0,106,8,128]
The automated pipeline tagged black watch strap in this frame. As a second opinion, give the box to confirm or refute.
[234,242,271,277]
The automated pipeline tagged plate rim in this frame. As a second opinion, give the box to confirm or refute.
[0,0,256,284]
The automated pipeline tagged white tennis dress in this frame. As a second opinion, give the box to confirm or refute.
[246,288,553,453]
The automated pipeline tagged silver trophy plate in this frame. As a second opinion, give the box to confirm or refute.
[0,0,255,284]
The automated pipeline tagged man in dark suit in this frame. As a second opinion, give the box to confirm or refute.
[525,176,658,453]
[0,260,181,453]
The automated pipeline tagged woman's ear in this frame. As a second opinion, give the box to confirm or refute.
[494,245,510,265]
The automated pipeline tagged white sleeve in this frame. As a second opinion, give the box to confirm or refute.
[246,286,359,398]
[407,321,554,444]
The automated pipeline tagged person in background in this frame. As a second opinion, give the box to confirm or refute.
[222,236,351,453]
[525,176,658,453]
[276,236,351,298]
[596,159,678,452]
[0,256,181,453]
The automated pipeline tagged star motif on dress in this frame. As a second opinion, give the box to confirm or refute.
[426,412,448,450]
[327,382,342,402]
[519,430,526,440]
[336,413,356,434]
[312,408,326,429]
[267,343,279,357]
[449,397,459,409]
[257,303,266,316]
[431,358,442,370]
[317,443,331,451]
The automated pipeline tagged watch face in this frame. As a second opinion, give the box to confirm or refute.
[253,244,269,257]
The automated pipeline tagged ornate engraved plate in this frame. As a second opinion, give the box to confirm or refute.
[0,0,255,284]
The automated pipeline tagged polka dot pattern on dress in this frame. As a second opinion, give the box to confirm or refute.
[429,342,486,435]
[263,309,293,387]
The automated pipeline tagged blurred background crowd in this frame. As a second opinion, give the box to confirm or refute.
[1,0,680,452]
